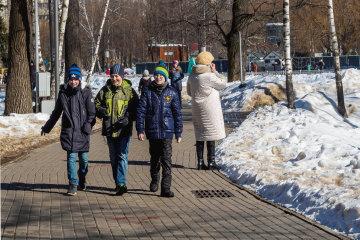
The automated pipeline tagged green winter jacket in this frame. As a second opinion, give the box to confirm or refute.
[95,79,139,137]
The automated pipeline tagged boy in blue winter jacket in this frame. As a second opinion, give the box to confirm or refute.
[136,66,183,198]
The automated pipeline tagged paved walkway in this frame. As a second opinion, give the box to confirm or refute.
[1,108,348,239]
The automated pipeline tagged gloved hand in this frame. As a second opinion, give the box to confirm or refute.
[112,113,129,131]
[96,107,109,119]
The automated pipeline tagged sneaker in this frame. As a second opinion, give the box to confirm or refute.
[67,184,77,196]
[150,182,159,192]
[115,184,127,196]
[160,190,174,198]
[79,177,86,191]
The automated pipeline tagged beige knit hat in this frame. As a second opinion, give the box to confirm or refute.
[195,51,214,65]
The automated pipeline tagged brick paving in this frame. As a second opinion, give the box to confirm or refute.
[1,107,348,239]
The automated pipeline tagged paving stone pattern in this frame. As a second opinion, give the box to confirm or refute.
[1,108,348,239]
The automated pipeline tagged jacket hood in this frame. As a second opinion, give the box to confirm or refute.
[106,78,132,88]
[192,64,212,74]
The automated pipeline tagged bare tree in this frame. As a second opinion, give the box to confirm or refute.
[5,0,33,114]
[65,0,82,78]
[283,0,295,109]
[86,0,110,83]
[327,0,347,117]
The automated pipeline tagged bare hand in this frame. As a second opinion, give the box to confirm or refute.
[176,137,182,143]
[210,63,216,72]
[138,133,145,141]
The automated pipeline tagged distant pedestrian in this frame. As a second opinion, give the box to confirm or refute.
[253,62,258,73]
[187,51,227,170]
[30,60,36,90]
[95,63,139,196]
[318,59,325,71]
[136,66,183,198]
[138,69,151,94]
[0,69,3,84]
[169,60,184,108]
[41,64,96,196]
[187,57,196,74]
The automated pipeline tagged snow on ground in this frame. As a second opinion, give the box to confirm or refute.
[1,69,360,239]
[216,69,360,239]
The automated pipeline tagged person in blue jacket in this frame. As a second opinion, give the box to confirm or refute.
[136,66,183,198]
[41,64,96,196]
[169,60,184,108]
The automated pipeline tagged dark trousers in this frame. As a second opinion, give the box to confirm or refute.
[149,139,172,191]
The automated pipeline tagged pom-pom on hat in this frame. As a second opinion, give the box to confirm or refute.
[154,66,169,81]
[158,60,167,69]
[68,64,82,80]
[173,60,179,64]
[110,63,125,78]
[196,51,214,65]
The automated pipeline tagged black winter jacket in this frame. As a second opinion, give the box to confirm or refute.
[42,83,96,152]
[136,84,183,139]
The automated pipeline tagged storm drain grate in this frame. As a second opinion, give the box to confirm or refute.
[192,190,235,198]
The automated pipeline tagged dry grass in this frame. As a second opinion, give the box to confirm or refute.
[0,121,102,160]
[244,84,287,111]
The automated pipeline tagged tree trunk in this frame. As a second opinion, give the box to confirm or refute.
[284,0,295,109]
[86,0,110,83]
[50,0,69,99]
[65,0,82,80]
[5,0,33,115]
[327,0,347,117]
[226,33,240,82]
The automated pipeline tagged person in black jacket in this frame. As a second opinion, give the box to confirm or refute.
[41,64,96,196]
[138,69,151,94]
[169,60,184,108]
[30,61,36,90]
[136,66,183,198]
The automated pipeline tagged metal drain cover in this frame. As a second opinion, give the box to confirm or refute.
[192,190,234,198]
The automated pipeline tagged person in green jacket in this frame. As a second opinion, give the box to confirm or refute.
[95,64,139,196]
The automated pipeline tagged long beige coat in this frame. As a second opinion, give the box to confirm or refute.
[187,64,227,141]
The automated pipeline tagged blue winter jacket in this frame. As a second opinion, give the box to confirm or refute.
[169,66,184,91]
[136,84,183,139]
[42,83,96,152]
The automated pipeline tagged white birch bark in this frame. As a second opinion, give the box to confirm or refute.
[283,0,295,109]
[50,0,69,99]
[327,0,347,117]
[86,0,110,83]
[58,0,69,74]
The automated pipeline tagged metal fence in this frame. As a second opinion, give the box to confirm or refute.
[136,55,360,74]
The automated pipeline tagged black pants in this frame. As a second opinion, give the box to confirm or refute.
[149,139,172,191]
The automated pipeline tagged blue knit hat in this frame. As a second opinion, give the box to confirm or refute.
[154,66,169,81]
[68,64,82,80]
[110,64,124,78]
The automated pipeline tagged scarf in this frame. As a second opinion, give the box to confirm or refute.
[149,81,168,95]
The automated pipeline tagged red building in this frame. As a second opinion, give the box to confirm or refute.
[148,44,188,62]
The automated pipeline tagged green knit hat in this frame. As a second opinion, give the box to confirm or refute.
[154,66,169,81]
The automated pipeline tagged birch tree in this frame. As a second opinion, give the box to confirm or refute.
[50,0,69,99]
[283,0,295,109]
[327,0,347,117]
[86,0,110,83]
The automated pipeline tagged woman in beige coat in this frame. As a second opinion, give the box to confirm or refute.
[187,51,227,170]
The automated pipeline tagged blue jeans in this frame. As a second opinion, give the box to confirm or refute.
[106,136,130,187]
[67,151,88,185]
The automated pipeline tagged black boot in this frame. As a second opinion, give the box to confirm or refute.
[196,141,207,170]
[207,141,220,170]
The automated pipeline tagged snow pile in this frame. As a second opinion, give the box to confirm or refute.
[217,69,360,239]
